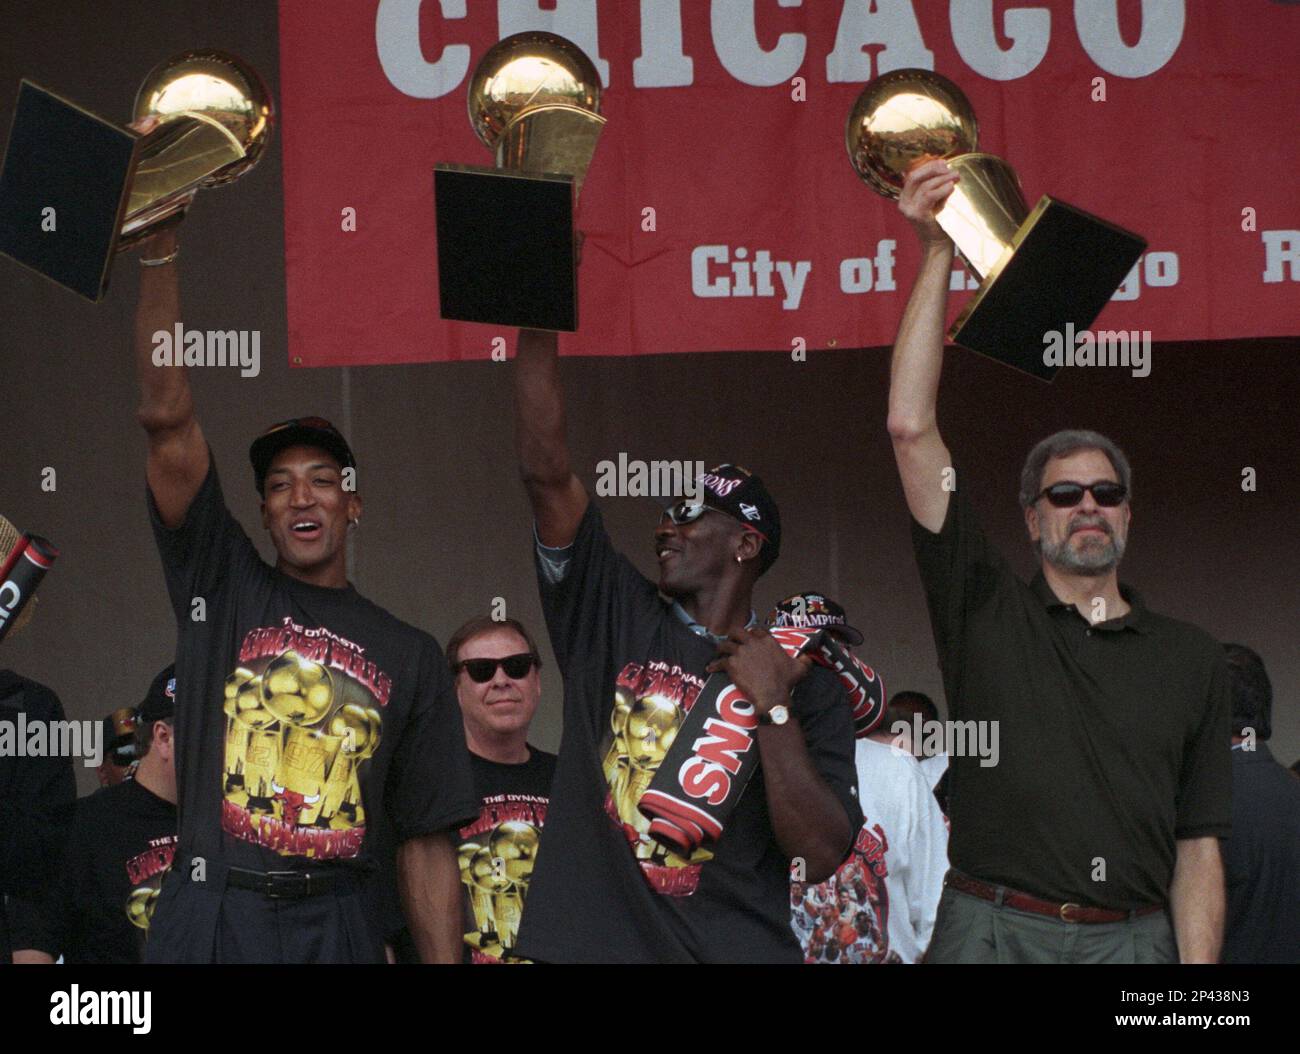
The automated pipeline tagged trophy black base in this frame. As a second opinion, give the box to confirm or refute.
[0,82,137,301]
[948,196,1147,381]
[433,164,577,332]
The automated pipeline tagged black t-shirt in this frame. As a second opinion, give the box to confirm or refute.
[912,487,1232,907]
[0,671,77,961]
[515,504,861,964]
[457,748,556,963]
[21,778,178,964]
[148,463,478,891]
[1222,744,1300,964]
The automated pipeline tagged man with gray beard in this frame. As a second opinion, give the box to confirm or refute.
[882,159,1231,964]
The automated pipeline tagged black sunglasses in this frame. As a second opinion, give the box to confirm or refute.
[662,500,723,526]
[661,500,769,542]
[1037,481,1128,508]
[456,653,539,683]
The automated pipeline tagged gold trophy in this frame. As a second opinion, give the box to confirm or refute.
[460,840,496,950]
[223,668,281,810]
[847,69,1146,380]
[262,651,334,829]
[0,49,273,300]
[435,31,605,331]
[618,694,681,860]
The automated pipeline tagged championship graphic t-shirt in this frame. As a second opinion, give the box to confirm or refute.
[147,463,478,948]
[791,738,948,964]
[458,748,556,963]
[25,778,177,964]
[515,504,862,964]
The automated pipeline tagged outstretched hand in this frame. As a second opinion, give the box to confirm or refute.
[899,159,958,248]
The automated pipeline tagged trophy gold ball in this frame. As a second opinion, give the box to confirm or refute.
[330,704,383,759]
[626,694,681,767]
[232,675,277,731]
[843,68,1146,380]
[468,31,602,151]
[0,47,275,299]
[435,30,605,331]
[489,821,541,884]
[261,651,333,725]
[470,845,511,894]
[845,68,978,200]
[132,49,274,187]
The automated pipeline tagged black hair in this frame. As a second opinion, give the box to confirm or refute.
[1223,643,1272,740]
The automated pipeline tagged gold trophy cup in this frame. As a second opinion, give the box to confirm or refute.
[847,69,1146,380]
[435,31,605,332]
[0,49,273,300]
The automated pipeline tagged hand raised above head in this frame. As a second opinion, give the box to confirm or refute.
[899,159,958,248]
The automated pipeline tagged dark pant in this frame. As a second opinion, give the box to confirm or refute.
[144,862,384,964]
[926,884,1177,964]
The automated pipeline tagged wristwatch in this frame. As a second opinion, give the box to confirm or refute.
[761,703,790,726]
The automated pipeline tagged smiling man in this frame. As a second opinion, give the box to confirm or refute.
[884,160,1231,964]
[444,616,555,963]
[130,225,477,964]
[507,327,861,964]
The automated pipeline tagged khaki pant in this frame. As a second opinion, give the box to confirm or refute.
[926,883,1177,964]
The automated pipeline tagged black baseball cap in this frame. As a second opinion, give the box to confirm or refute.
[137,664,176,725]
[691,463,782,573]
[767,591,864,647]
[249,416,356,494]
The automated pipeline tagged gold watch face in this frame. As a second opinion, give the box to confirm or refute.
[769,704,790,726]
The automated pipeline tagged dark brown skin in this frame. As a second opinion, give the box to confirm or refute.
[707,628,852,882]
[258,444,359,588]
[131,180,459,958]
[513,320,852,881]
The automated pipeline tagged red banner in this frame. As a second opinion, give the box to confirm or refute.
[278,1,1300,366]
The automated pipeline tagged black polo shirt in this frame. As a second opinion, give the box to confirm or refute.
[912,488,1231,909]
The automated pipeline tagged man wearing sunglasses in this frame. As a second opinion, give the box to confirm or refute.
[128,226,478,963]
[445,616,555,963]
[507,329,861,964]
[884,160,1231,964]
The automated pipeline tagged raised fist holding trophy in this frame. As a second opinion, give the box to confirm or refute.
[847,69,1146,380]
[0,49,272,299]
[435,31,605,332]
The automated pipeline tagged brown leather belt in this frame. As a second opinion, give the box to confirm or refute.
[945,871,1165,924]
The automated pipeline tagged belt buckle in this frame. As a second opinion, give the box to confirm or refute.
[264,870,310,899]
[1059,901,1082,923]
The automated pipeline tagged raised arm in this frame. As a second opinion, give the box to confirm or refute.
[513,327,589,547]
[885,159,959,534]
[133,220,209,529]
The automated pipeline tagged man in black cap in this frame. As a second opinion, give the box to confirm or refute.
[128,224,477,963]
[13,667,179,964]
[507,328,861,963]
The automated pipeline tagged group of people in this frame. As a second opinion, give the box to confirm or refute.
[3,161,1297,965]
